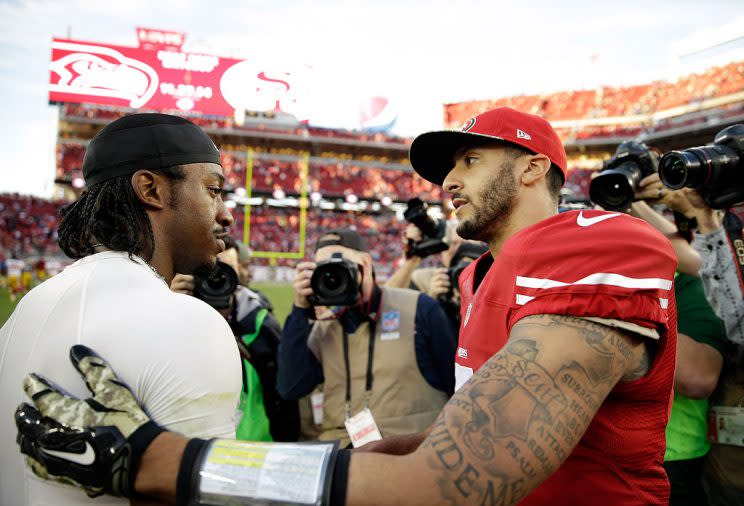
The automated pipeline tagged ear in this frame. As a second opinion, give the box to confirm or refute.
[520,154,552,186]
[131,170,167,210]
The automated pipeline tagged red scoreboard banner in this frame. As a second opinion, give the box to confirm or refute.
[49,37,306,119]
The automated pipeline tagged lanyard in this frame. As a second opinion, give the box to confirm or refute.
[723,210,744,298]
[342,319,377,420]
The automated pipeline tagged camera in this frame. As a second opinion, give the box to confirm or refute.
[439,242,488,305]
[404,197,448,258]
[659,124,744,209]
[193,260,239,309]
[309,252,360,306]
[589,141,659,211]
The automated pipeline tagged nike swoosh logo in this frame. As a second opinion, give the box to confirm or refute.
[40,442,95,466]
[576,211,621,227]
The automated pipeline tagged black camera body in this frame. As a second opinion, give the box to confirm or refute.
[589,141,659,211]
[438,242,488,305]
[659,124,744,209]
[193,261,239,309]
[309,252,360,306]
[404,198,448,258]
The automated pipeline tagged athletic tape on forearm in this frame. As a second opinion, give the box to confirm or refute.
[179,438,341,505]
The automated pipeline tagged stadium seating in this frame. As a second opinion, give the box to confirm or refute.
[0,194,65,258]
[230,205,406,273]
[444,60,744,131]
[0,193,413,278]
[57,145,441,203]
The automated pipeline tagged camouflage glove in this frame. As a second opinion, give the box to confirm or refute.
[15,345,164,498]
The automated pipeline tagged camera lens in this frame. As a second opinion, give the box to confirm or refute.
[316,264,351,297]
[590,173,633,210]
[589,161,642,211]
[659,150,707,189]
[321,269,345,293]
[192,261,238,309]
[206,271,227,290]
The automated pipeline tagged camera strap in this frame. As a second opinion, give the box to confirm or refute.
[723,210,744,298]
[341,319,377,420]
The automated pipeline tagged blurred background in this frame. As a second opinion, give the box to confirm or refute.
[2,0,744,323]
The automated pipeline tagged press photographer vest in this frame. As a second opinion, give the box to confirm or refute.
[706,344,744,490]
[308,287,448,446]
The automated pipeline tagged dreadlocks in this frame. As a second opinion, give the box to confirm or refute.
[57,166,185,261]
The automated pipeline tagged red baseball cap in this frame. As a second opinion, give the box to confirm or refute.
[409,107,567,186]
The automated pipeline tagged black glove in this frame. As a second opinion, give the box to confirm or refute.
[15,345,164,498]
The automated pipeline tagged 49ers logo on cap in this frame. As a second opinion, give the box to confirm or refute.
[461,117,476,132]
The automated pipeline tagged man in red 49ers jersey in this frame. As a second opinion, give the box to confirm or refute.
[404,106,678,505]
[13,107,677,506]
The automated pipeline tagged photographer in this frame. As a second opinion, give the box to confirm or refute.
[418,241,488,332]
[633,125,744,505]
[385,197,457,292]
[235,240,274,313]
[622,177,727,506]
[277,229,456,448]
[386,200,487,333]
[590,141,702,275]
[172,236,299,442]
[662,189,744,505]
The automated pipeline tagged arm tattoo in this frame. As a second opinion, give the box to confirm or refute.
[417,314,646,505]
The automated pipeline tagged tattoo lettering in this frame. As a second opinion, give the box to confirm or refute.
[428,418,464,470]
[558,366,599,410]
[463,340,568,460]
[504,441,538,479]
[419,313,641,505]
[455,464,480,498]
[480,476,526,506]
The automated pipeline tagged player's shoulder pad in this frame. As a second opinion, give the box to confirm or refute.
[510,210,677,279]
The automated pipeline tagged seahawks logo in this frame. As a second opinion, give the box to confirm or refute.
[461,117,476,132]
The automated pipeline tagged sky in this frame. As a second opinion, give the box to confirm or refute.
[1,0,744,196]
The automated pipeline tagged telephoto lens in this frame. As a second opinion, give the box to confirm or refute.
[659,124,744,209]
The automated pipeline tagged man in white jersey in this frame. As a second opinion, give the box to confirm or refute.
[0,113,241,505]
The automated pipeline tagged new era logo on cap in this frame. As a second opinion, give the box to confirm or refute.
[516,129,531,140]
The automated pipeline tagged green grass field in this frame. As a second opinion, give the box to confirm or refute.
[252,282,294,325]
[0,282,295,329]
[0,288,16,327]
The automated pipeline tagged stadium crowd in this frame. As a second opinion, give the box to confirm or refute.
[0,193,419,282]
[445,60,744,140]
[56,143,443,201]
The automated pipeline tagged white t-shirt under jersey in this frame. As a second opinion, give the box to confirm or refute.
[0,251,242,506]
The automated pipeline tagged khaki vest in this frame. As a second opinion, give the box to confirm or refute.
[706,346,744,489]
[308,287,448,446]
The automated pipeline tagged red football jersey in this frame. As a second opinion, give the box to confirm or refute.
[456,210,677,505]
